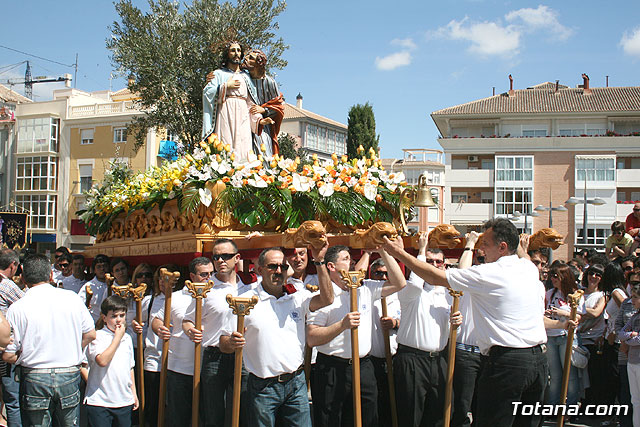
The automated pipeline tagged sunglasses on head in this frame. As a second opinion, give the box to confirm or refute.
[212,253,237,261]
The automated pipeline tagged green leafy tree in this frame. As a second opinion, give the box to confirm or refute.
[277,132,309,162]
[346,102,380,158]
[107,0,287,152]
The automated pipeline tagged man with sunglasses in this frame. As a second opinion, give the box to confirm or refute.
[383,218,547,427]
[53,253,73,285]
[625,202,640,238]
[616,272,640,427]
[183,241,255,426]
[306,243,406,427]
[62,254,87,293]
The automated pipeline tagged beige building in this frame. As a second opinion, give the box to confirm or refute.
[432,76,640,260]
[382,149,445,233]
[280,94,347,161]
[13,86,160,252]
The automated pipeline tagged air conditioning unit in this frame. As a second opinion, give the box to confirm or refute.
[467,155,479,162]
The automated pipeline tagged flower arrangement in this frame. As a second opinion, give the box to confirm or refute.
[78,134,410,235]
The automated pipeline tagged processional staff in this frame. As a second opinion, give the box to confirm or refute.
[226,294,259,427]
[105,273,115,296]
[84,283,93,309]
[157,268,181,427]
[185,280,214,427]
[558,289,583,427]
[304,283,319,392]
[340,269,366,427]
[443,290,463,427]
[381,296,398,427]
[130,283,148,427]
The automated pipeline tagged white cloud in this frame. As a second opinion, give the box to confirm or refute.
[391,38,417,50]
[505,5,572,40]
[438,17,521,56]
[621,27,640,57]
[375,51,412,71]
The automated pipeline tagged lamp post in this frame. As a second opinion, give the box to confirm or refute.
[565,180,606,248]
[508,210,539,234]
[534,196,568,263]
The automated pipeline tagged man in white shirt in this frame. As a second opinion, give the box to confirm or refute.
[62,254,87,293]
[306,244,406,427]
[3,253,96,427]
[78,254,111,323]
[183,241,254,426]
[286,247,319,292]
[224,245,333,426]
[383,218,548,427]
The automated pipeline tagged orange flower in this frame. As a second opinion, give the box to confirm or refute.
[340,186,348,193]
[222,177,230,183]
[376,195,383,203]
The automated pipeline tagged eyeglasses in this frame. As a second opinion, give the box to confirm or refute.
[425,259,444,266]
[197,271,214,279]
[371,270,388,279]
[589,271,603,278]
[634,208,640,212]
[551,272,559,279]
[476,256,485,263]
[58,263,70,268]
[265,263,287,271]
[212,253,237,261]
[624,266,634,272]
[135,272,153,279]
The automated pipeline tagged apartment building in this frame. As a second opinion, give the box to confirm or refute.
[432,76,640,260]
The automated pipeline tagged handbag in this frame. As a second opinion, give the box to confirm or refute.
[571,342,590,368]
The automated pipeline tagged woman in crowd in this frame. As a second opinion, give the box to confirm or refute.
[544,262,584,406]
[577,263,608,407]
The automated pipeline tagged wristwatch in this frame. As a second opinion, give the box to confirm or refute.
[312,259,324,266]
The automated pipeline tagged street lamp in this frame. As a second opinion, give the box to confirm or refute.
[534,203,568,228]
[565,181,606,246]
[508,210,539,233]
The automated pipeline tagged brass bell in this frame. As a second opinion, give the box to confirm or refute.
[414,174,436,207]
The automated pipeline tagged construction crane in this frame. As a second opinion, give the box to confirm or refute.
[0,61,72,99]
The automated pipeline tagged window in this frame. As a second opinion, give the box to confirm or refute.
[559,125,606,136]
[79,164,93,193]
[17,118,59,153]
[618,191,627,202]
[113,127,127,143]
[522,129,547,137]
[15,156,57,191]
[452,192,468,203]
[481,159,494,170]
[576,226,608,247]
[305,124,318,150]
[481,192,494,204]
[575,156,615,182]
[81,129,94,145]
[495,187,533,215]
[15,194,57,230]
[335,132,346,155]
[495,156,533,182]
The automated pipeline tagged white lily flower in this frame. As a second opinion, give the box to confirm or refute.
[363,183,377,201]
[313,166,328,176]
[292,174,311,192]
[199,188,213,207]
[248,174,268,188]
[319,183,334,197]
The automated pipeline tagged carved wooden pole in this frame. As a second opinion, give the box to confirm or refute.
[304,283,319,392]
[105,273,115,296]
[340,270,366,427]
[84,283,93,308]
[110,284,130,299]
[381,297,398,427]
[557,289,584,427]
[443,290,463,427]
[157,268,181,427]
[226,294,259,427]
[129,283,148,427]
[185,280,214,427]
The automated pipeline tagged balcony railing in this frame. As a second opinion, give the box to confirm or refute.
[68,101,139,118]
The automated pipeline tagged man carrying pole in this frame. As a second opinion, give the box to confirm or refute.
[223,244,333,426]
[306,244,406,427]
[557,290,583,427]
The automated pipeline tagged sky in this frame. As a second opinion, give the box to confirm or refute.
[3,0,640,160]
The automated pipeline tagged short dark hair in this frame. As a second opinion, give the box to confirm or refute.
[189,257,212,274]
[72,254,85,262]
[582,263,605,289]
[426,248,444,257]
[528,247,550,261]
[258,247,284,267]
[58,253,73,265]
[325,245,350,265]
[110,257,129,271]
[213,238,238,253]
[483,218,519,254]
[221,41,244,68]
[611,221,626,233]
[0,249,19,270]
[55,246,70,255]
[370,258,386,271]
[101,295,128,315]
[92,254,110,269]
[22,254,52,286]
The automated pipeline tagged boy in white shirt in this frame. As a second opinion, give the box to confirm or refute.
[84,295,139,426]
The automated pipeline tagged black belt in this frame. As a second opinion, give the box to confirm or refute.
[397,343,441,358]
[255,366,304,383]
[204,346,222,354]
[317,352,371,365]
[489,343,547,357]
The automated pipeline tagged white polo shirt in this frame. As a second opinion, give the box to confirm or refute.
[6,284,94,368]
[78,277,109,323]
[456,294,478,347]
[61,275,87,294]
[183,276,253,349]
[154,288,195,376]
[223,284,313,378]
[125,297,151,349]
[84,327,135,408]
[143,294,165,372]
[396,262,451,353]
[370,292,401,358]
[288,274,319,294]
[307,280,383,359]
[446,254,547,355]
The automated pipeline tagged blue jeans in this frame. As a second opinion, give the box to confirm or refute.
[2,363,22,426]
[200,347,247,427]
[85,404,132,427]
[546,335,580,405]
[19,368,81,427]
[247,370,311,427]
